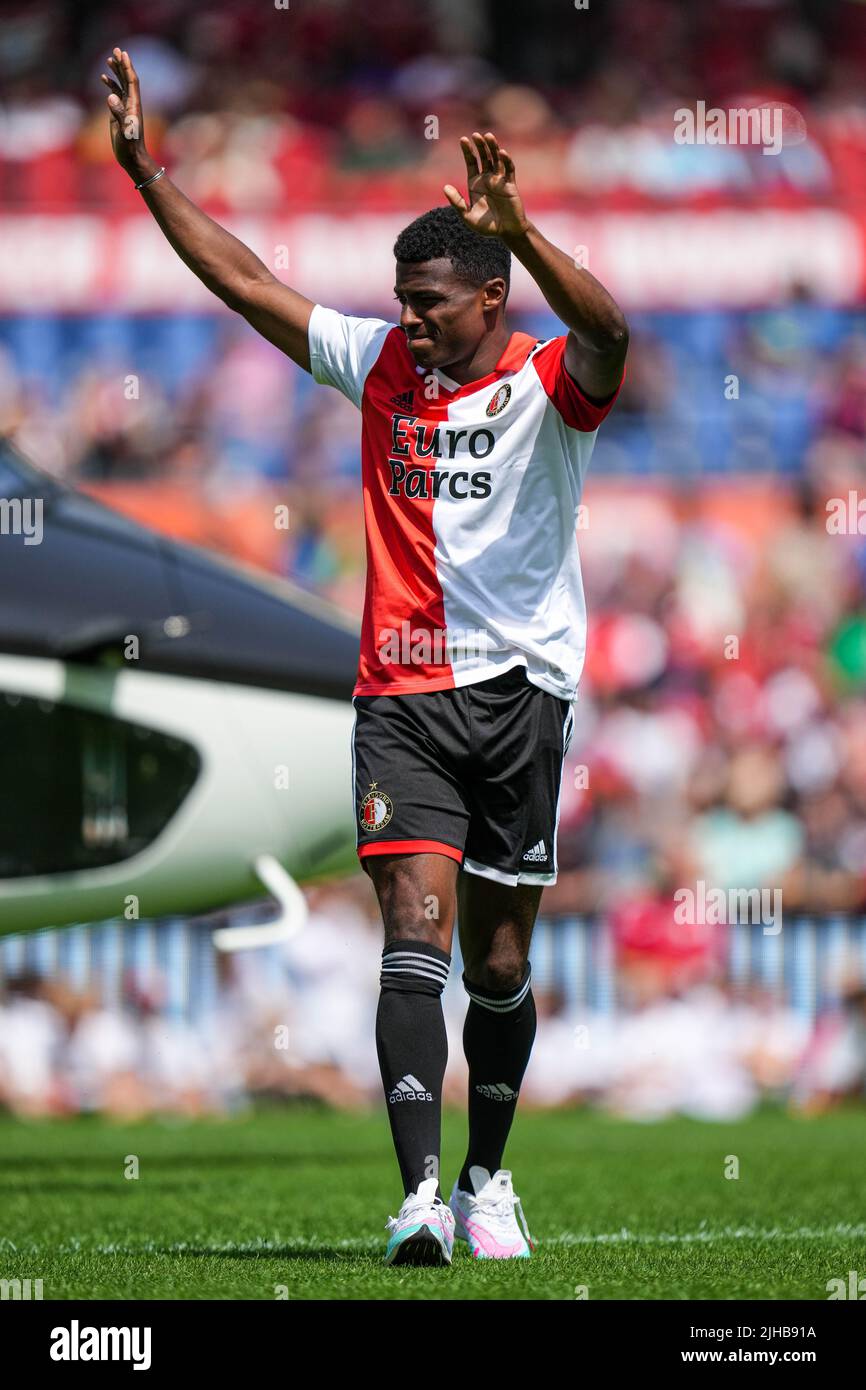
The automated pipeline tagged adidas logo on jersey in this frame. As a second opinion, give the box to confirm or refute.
[476,1082,519,1102]
[389,1074,433,1103]
[389,389,415,408]
[522,840,548,862]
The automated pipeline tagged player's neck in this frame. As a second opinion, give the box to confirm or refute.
[441,322,512,386]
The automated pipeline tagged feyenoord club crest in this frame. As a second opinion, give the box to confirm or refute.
[486,383,511,417]
[359,781,393,832]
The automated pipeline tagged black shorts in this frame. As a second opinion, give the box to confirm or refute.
[351,664,575,886]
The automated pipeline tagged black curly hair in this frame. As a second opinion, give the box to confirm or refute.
[394,206,511,292]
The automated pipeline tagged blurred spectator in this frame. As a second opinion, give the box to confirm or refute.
[792,983,866,1111]
[0,0,864,211]
[0,972,64,1116]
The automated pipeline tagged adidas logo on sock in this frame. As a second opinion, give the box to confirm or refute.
[476,1082,519,1102]
[522,839,547,862]
[389,1074,433,1103]
[389,389,415,409]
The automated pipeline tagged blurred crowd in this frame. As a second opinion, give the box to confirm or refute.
[550,464,866,921]
[4,0,866,211]
[2,881,865,1121]
[3,298,866,923]
[5,292,866,487]
[3,0,866,1119]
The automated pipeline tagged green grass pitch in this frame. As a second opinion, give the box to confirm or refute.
[0,1106,862,1300]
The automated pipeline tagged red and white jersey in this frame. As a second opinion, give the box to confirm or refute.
[308,305,622,701]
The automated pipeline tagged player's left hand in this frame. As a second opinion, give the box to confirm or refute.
[444,132,530,240]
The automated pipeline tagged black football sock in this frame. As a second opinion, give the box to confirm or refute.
[458,963,536,1194]
[376,938,451,1199]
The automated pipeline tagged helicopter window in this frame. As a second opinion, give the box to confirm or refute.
[0,694,200,877]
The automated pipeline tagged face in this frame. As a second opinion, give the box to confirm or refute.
[394,257,506,372]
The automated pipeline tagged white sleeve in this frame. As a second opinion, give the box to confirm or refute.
[307,304,395,409]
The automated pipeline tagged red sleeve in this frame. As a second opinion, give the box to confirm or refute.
[532,336,625,432]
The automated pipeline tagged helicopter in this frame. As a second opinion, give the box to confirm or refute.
[0,440,360,947]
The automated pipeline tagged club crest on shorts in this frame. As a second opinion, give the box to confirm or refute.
[486,383,511,417]
[359,780,393,832]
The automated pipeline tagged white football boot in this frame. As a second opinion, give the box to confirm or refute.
[384,1178,455,1266]
[450,1166,535,1259]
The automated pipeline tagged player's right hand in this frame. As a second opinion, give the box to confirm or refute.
[101,48,151,181]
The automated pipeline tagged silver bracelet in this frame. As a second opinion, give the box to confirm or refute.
[134,165,166,192]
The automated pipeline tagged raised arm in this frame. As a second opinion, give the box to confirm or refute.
[445,132,628,400]
[102,48,313,372]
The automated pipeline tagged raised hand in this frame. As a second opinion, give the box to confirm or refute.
[444,132,530,240]
[100,48,152,180]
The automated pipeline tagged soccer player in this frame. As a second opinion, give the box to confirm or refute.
[104,48,628,1266]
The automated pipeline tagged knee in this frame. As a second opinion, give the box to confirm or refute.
[464,949,528,994]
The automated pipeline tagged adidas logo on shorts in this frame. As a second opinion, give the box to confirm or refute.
[476,1082,519,1102]
[389,1074,433,1103]
[522,839,548,862]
